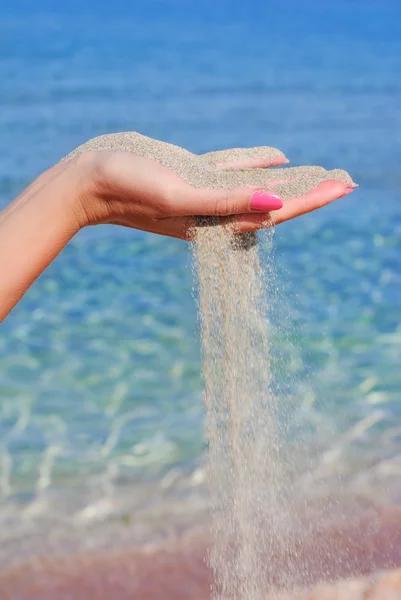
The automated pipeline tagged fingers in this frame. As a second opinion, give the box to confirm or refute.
[225,180,355,233]
[117,178,355,241]
[273,179,354,225]
[201,147,288,170]
[169,156,357,219]
[150,180,355,239]
[170,184,283,218]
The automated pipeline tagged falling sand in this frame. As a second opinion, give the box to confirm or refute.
[65,132,354,599]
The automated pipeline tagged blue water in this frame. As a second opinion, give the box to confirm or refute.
[1,0,401,561]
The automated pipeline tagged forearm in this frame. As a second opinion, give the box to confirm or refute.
[0,160,83,321]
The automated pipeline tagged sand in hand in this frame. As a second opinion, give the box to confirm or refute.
[65,131,354,199]
[65,133,355,600]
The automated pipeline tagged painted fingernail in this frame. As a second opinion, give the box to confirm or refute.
[250,191,283,211]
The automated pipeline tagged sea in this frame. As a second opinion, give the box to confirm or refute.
[0,0,401,597]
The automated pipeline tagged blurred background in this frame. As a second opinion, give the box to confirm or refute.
[0,0,401,594]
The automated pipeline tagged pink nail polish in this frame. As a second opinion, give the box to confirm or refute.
[250,191,283,212]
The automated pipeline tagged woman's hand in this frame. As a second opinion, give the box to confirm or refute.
[0,137,356,320]
[72,146,356,240]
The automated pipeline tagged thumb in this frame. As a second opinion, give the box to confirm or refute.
[171,185,283,217]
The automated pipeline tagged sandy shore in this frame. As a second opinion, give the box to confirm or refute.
[1,507,400,600]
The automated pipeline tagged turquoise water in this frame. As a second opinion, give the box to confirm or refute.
[1,0,401,561]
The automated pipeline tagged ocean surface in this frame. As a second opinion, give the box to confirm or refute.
[0,0,401,590]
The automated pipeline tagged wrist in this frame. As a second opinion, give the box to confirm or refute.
[69,151,112,228]
[60,153,98,230]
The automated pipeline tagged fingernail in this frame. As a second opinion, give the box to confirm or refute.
[250,191,283,211]
[342,185,358,197]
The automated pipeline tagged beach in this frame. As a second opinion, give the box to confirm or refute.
[1,509,401,598]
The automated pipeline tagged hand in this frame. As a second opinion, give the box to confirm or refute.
[70,136,356,240]
[0,135,356,320]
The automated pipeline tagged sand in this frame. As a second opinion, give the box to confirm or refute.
[195,225,275,598]
[64,131,355,199]
[64,133,356,599]
[1,516,401,600]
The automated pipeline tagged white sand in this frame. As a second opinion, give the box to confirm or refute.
[65,132,355,599]
[65,131,354,199]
